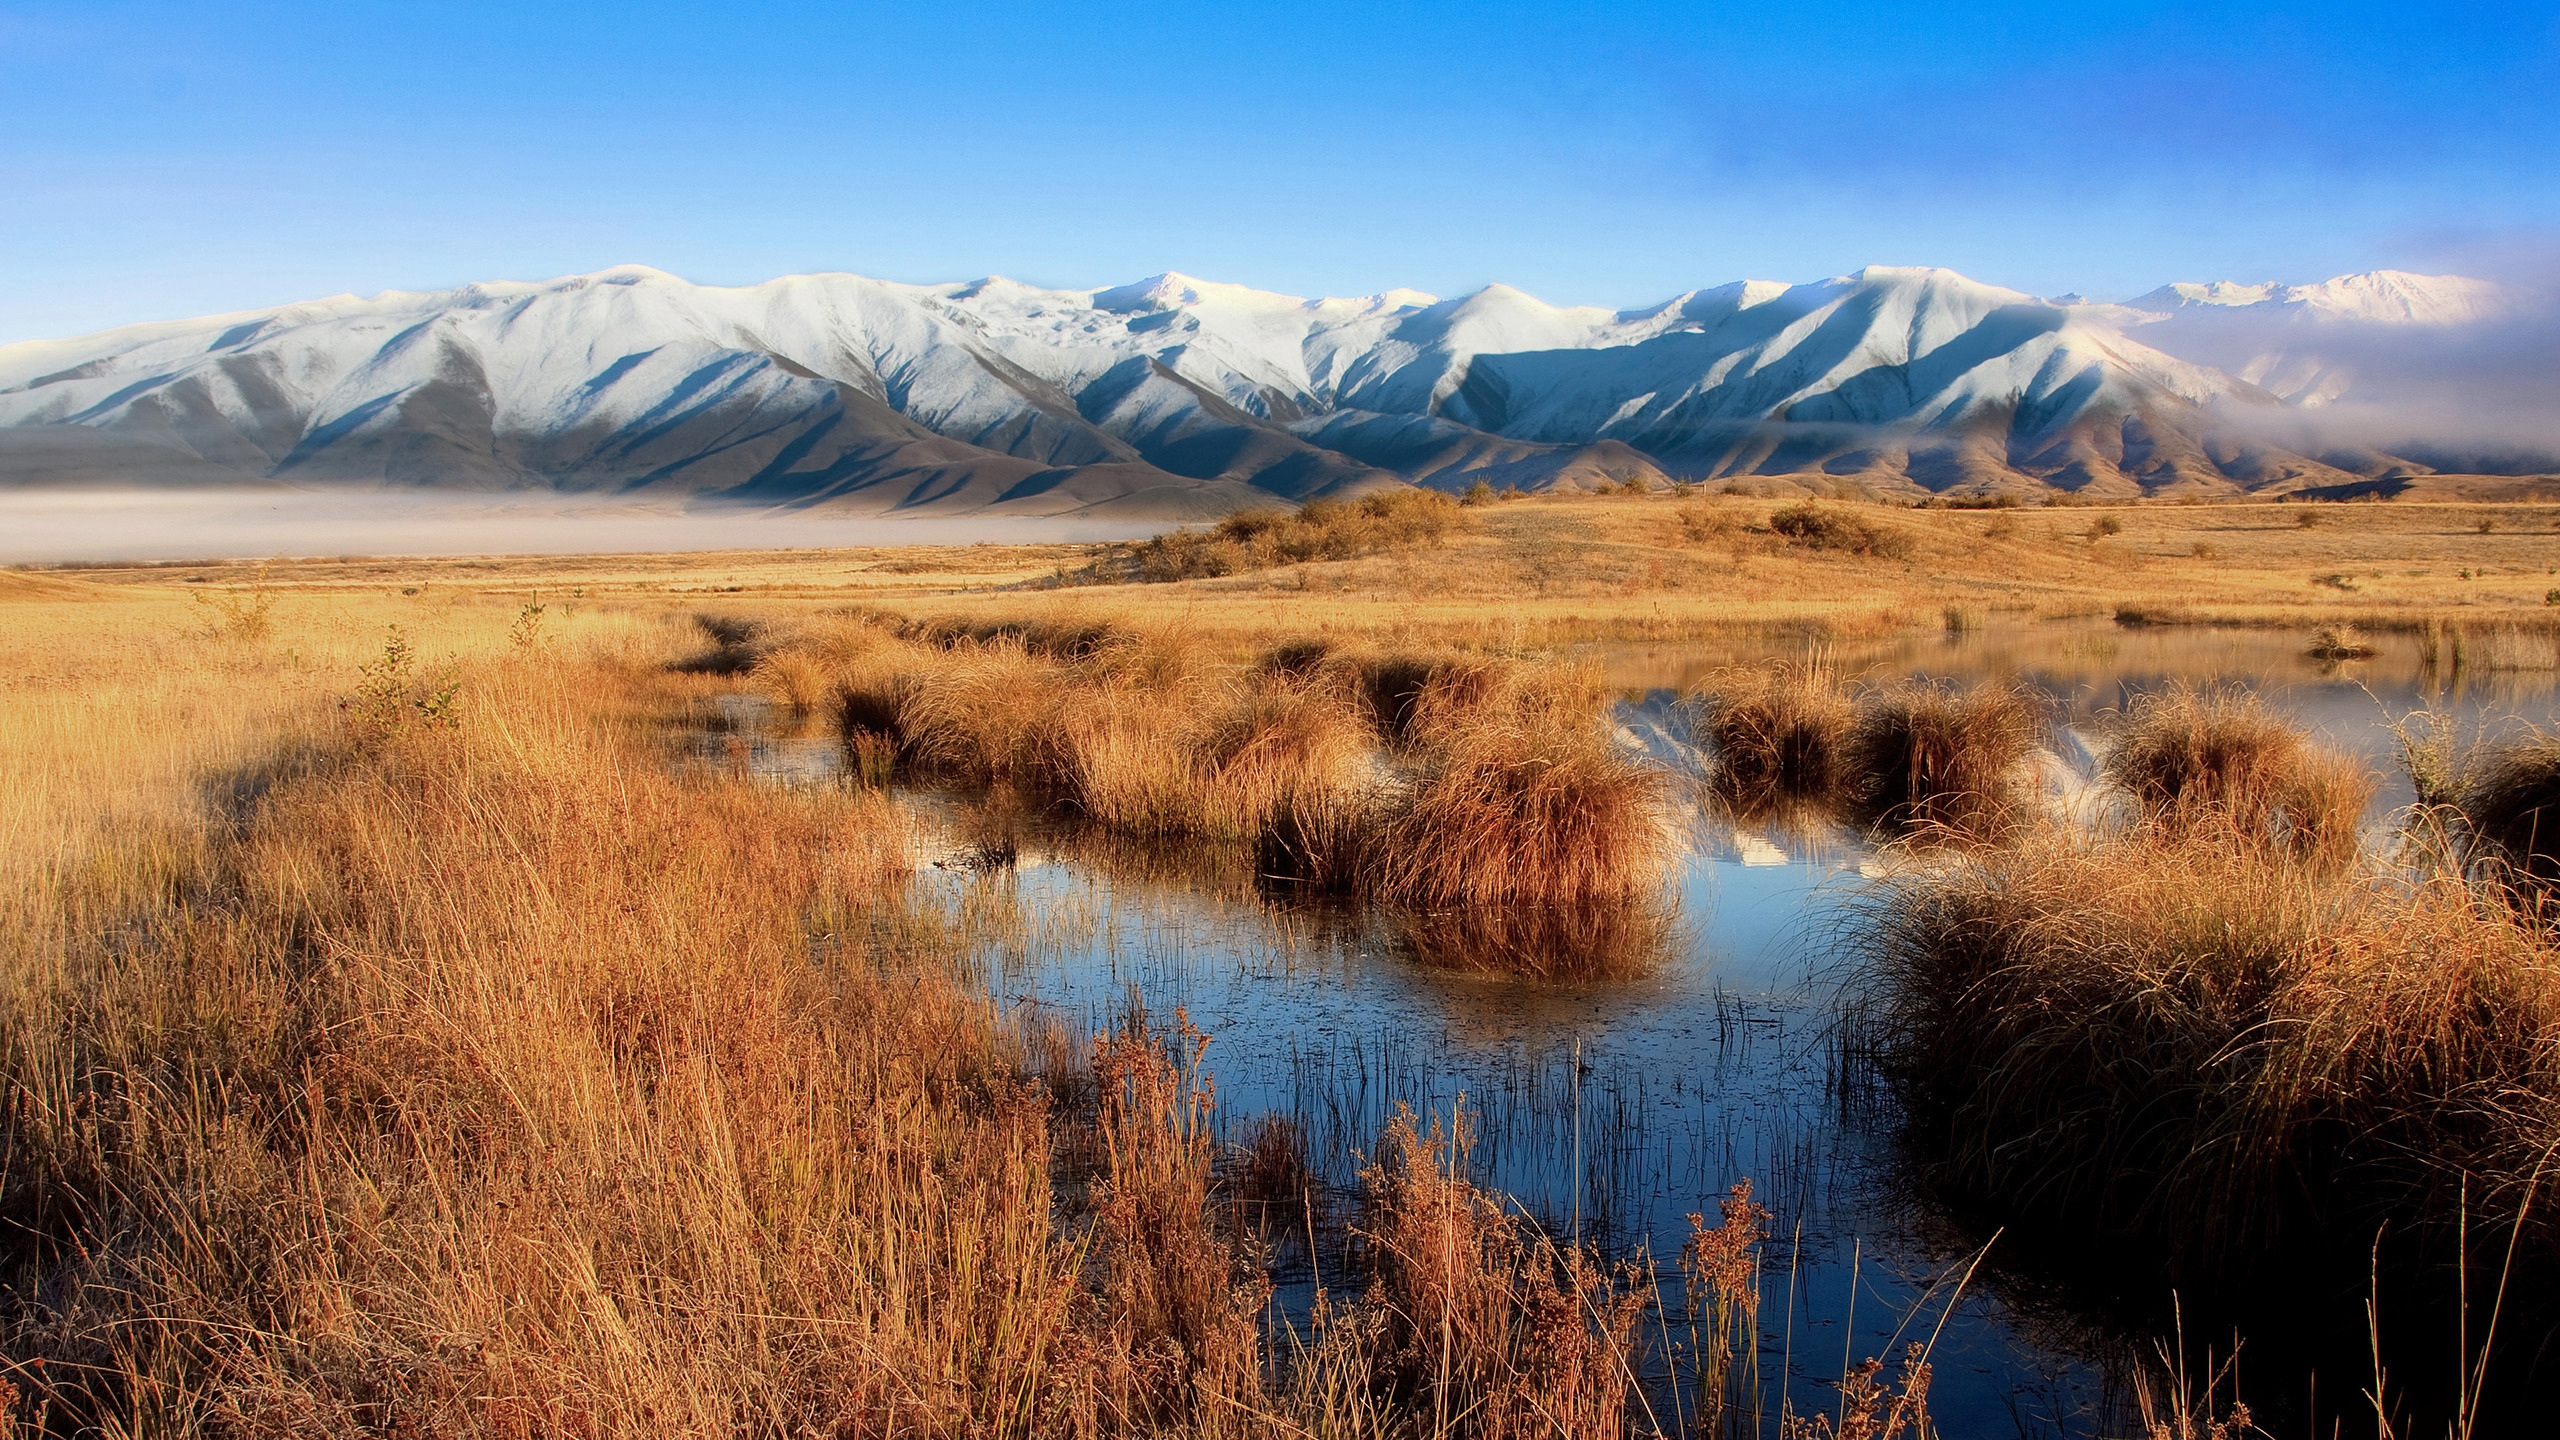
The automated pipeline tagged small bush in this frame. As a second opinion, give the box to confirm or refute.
[1460,478,1496,507]
[2087,515,2124,539]
[2297,509,2323,528]
[1768,503,1916,560]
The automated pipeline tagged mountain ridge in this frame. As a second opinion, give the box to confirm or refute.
[0,263,2538,516]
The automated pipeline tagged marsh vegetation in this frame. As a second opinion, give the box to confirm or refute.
[10,494,2560,1437]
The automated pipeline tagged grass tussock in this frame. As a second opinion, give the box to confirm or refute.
[1849,679,2047,835]
[1862,825,2560,1293]
[2103,684,2373,864]
[2306,622,2377,660]
[2462,729,2560,890]
[1065,489,1465,584]
[1366,664,1672,909]
[1695,656,1856,812]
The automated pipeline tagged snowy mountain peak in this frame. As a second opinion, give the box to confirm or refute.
[2124,269,2503,325]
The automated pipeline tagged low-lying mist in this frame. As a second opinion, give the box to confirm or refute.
[0,489,1169,565]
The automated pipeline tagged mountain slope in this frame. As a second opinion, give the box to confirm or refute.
[0,263,2532,510]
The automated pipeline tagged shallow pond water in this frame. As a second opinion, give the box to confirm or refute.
[698,619,2557,1437]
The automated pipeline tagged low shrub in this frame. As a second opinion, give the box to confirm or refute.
[1768,502,1916,560]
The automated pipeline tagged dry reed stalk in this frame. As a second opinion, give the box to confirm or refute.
[1347,1104,1650,1439]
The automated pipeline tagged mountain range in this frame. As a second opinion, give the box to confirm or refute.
[0,263,2538,517]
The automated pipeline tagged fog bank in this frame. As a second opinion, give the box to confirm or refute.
[0,491,1172,565]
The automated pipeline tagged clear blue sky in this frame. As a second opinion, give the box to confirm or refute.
[5,0,2556,343]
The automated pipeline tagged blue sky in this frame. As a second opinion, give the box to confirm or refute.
[4,0,2556,343]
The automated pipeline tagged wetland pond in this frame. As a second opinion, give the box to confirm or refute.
[701,619,2557,1438]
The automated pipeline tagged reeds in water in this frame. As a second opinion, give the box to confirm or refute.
[1849,678,2046,836]
[2103,684,2373,864]
[1696,655,1856,812]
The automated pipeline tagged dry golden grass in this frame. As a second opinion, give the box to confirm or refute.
[41,495,2560,655]
[1847,679,2048,836]
[2103,685,2375,864]
[0,585,1761,1437]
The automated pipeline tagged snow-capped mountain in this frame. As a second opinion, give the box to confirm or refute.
[0,263,2529,512]
[2094,270,2511,410]
[2120,270,2504,326]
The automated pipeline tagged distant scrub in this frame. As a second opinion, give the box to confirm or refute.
[1767,502,1916,560]
[1059,489,1464,584]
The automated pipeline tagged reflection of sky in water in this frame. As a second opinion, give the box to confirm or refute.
[742,622,2556,1436]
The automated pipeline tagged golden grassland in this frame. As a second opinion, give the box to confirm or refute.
[0,582,1804,1438]
[28,492,2560,648]
[7,493,2560,1435]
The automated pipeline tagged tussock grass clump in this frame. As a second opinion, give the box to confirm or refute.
[2306,623,2376,660]
[1695,657,1856,812]
[1368,665,1671,909]
[2462,730,2560,889]
[894,636,1069,788]
[1849,679,2047,835]
[1861,825,2560,1326]
[2104,684,2373,863]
